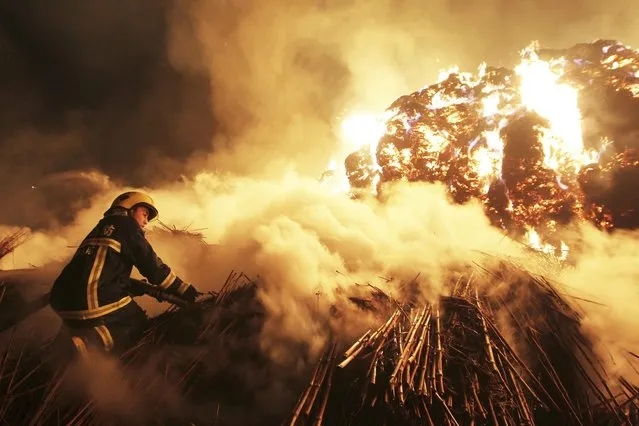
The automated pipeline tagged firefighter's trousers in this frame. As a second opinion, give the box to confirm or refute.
[55,301,148,358]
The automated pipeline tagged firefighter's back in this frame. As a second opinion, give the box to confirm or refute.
[50,214,136,318]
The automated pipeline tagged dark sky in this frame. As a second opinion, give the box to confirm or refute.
[0,0,215,228]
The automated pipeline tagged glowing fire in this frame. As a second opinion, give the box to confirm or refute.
[340,112,387,155]
[516,46,602,176]
[525,227,569,261]
[322,111,388,193]
[328,40,639,259]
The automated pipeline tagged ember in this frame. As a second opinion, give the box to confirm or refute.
[338,40,639,253]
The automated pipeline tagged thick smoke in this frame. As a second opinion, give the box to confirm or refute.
[557,225,639,380]
[1,175,525,334]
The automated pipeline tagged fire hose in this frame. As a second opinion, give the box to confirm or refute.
[0,278,200,334]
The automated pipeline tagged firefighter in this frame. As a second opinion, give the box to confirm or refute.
[49,191,199,358]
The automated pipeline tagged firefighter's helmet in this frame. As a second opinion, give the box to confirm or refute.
[109,191,159,221]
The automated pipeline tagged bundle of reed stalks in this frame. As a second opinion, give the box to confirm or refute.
[289,261,639,426]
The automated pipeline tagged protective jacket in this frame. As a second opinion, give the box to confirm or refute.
[50,211,193,320]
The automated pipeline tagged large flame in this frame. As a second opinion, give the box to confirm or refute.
[322,111,388,193]
[330,40,639,257]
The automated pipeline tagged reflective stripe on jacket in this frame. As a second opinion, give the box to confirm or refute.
[50,212,192,320]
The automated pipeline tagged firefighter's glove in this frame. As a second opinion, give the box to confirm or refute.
[182,285,199,303]
[127,279,147,296]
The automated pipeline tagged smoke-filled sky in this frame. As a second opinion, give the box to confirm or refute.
[0,0,636,229]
